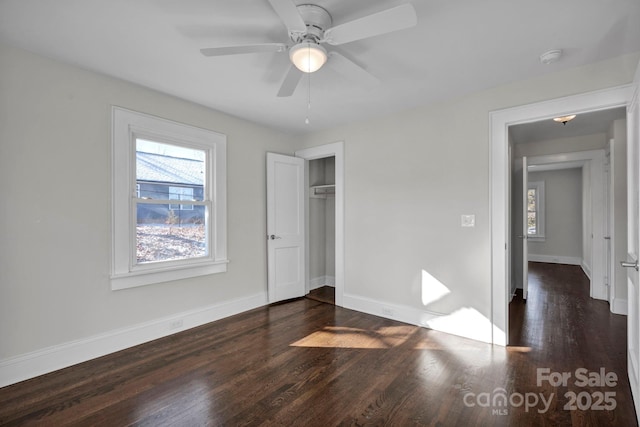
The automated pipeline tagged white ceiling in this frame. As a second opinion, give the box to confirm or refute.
[1,0,639,135]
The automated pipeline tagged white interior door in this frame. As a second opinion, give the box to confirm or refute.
[625,63,640,418]
[522,156,529,300]
[266,153,306,303]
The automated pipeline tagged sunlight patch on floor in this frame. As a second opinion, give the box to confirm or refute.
[290,325,417,349]
[506,346,532,353]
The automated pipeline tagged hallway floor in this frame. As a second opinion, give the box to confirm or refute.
[508,261,635,425]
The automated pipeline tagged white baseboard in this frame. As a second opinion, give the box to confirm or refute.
[528,254,582,266]
[0,292,268,388]
[343,293,438,327]
[581,260,592,280]
[309,275,335,290]
[612,298,628,315]
[343,293,494,344]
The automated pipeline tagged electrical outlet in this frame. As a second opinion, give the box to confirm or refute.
[461,214,475,227]
[381,307,394,317]
[169,319,183,330]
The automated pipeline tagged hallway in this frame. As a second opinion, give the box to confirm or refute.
[509,262,635,425]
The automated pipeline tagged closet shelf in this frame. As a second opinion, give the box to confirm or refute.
[310,184,335,198]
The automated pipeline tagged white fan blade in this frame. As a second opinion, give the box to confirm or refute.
[324,4,417,45]
[268,0,307,34]
[326,52,379,86]
[277,64,303,97]
[200,43,287,57]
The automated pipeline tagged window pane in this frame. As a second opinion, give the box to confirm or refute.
[135,138,207,264]
[527,189,536,212]
[136,203,207,264]
[136,138,205,201]
[527,212,536,234]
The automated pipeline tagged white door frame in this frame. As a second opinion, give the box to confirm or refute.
[604,143,614,306]
[295,142,345,307]
[522,156,529,300]
[490,85,631,346]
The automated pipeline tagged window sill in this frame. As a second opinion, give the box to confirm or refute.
[527,236,545,242]
[111,259,228,290]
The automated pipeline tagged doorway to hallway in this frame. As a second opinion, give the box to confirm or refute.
[510,262,626,366]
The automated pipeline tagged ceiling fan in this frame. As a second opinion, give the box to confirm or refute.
[200,0,417,97]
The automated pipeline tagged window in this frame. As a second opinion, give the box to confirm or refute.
[111,107,227,290]
[527,181,545,240]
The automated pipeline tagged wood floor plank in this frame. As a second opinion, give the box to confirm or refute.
[0,263,636,426]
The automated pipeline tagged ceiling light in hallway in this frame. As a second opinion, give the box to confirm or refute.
[553,114,577,125]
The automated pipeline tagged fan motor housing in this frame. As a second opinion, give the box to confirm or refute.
[295,4,332,41]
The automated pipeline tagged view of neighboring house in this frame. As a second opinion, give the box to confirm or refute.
[136,151,205,224]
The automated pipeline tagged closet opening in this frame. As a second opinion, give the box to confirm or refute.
[306,156,336,305]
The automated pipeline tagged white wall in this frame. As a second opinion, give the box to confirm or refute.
[608,119,629,309]
[324,157,336,281]
[528,169,583,262]
[309,158,326,285]
[0,39,638,382]
[297,52,639,343]
[0,42,297,380]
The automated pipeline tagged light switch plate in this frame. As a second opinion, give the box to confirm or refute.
[461,214,475,227]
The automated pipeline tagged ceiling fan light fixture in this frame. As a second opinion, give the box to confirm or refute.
[290,41,327,73]
[553,114,576,125]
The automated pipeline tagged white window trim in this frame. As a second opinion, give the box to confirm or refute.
[527,180,545,241]
[111,107,227,290]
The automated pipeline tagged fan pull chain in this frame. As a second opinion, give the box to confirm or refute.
[305,61,311,125]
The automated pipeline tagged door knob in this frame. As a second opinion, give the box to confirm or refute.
[620,260,639,271]
[269,235,282,240]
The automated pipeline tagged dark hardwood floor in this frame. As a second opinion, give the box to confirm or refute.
[508,262,635,426]
[0,262,635,426]
[306,285,335,305]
